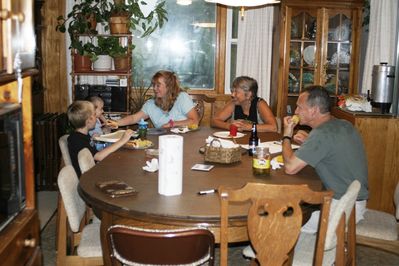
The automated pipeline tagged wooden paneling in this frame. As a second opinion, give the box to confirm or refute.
[41,0,69,113]
[332,108,399,214]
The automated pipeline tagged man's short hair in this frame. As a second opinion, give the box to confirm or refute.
[67,100,94,129]
[303,85,331,114]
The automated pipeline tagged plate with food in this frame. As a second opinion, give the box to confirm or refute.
[94,130,138,143]
[170,124,200,134]
[124,139,154,150]
[213,131,245,139]
[147,128,167,135]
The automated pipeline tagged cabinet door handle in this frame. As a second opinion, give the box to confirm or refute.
[23,238,36,248]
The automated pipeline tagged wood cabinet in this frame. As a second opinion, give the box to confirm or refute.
[72,34,132,114]
[0,72,42,265]
[277,0,364,117]
[332,108,399,214]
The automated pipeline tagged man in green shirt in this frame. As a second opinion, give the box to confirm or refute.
[282,85,368,233]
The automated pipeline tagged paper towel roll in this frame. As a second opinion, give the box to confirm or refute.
[158,134,183,196]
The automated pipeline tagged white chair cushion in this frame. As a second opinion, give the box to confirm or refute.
[77,223,103,257]
[356,209,399,241]
[293,232,335,266]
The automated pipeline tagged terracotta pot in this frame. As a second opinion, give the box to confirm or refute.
[74,54,92,71]
[109,16,129,34]
[113,0,124,4]
[113,55,130,71]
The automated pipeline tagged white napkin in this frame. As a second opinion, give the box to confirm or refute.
[271,157,283,170]
[345,96,372,112]
[205,136,240,148]
[170,127,189,134]
[143,158,159,172]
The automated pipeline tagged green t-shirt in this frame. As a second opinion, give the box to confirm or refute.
[295,119,368,200]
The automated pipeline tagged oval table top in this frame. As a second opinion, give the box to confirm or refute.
[79,127,322,227]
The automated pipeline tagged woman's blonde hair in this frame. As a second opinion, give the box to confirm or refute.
[152,70,181,111]
[67,100,94,129]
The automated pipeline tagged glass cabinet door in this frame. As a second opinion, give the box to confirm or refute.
[324,12,353,96]
[288,10,317,96]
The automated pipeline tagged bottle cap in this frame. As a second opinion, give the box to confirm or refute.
[138,118,148,126]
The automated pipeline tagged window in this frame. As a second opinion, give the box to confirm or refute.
[132,0,217,90]
[224,7,239,93]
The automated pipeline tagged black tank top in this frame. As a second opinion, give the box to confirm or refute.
[233,97,260,123]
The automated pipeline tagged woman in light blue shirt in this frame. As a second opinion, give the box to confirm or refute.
[107,70,199,129]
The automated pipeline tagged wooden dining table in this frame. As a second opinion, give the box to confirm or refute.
[78,126,322,265]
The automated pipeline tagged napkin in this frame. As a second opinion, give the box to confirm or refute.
[170,127,189,134]
[143,158,159,172]
[205,136,240,148]
[271,157,283,170]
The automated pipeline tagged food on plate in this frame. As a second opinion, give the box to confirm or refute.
[275,155,284,164]
[291,115,300,124]
[124,139,153,149]
[188,124,199,130]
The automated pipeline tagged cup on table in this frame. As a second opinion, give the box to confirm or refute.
[229,124,238,137]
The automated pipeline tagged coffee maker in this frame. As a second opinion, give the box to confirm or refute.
[369,63,396,113]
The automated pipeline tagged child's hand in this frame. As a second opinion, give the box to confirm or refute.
[92,133,100,138]
[121,129,134,142]
[106,120,118,129]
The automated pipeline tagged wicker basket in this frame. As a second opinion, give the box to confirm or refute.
[204,139,241,164]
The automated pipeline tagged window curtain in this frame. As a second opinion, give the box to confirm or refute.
[236,6,275,102]
[361,0,398,94]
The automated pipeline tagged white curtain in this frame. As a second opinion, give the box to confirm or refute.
[236,6,275,102]
[361,0,398,94]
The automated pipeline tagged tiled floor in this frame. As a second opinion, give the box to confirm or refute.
[40,212,399,266]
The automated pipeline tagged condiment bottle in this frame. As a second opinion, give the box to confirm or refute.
[138,118,148,140]
[248,122,258,156]
[253,146,271,176]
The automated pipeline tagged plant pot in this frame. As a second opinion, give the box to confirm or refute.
[93,55,112,71]
[109,16,129,34]
[74,54,92,71]
[86,13,97,31]
[113,0,124,4]
[113,55,130,71]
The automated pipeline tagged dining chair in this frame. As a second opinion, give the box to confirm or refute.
[218,182,333,266]
[356,181,399,255]
[293,180,361,266]
[106,225,215,266]
[190,94,216,126]
[56,165,103,266]
[59,134,72,166]
[78,148,96,174]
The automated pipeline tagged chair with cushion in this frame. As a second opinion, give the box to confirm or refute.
[219,182,333,266]
[106,225,215,265]
[356,181,399,255]
[56,165,103,265]
[190,94,216,126]
[78,148,96,175]
[293,180,361,266]
[59,134,72,166]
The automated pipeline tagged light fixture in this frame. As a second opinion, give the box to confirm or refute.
[205,0,280,17]
[177,0,192,5]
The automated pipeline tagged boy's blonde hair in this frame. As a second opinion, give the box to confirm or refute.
[67,100,94,129]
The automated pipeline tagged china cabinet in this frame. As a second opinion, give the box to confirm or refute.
[277,0,364,117]
[72,34,132,114]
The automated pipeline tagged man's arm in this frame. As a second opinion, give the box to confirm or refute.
[282,116,308,174]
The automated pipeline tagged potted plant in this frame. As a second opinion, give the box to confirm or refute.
[130,79,151,114]
[72,39,96,71]
[106,0,168,36]
[92,36,114,71]
[108,37,134,71]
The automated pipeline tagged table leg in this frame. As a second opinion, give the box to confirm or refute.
[100,211,113,266]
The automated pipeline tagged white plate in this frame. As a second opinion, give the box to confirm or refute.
[213,131,245,139]
[303,45,315,65]
[94,130,138,143]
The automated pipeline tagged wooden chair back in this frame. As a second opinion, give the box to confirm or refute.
[78,148,95,174]
[106,225,215,266]
[190,94,216,126]
[56,165,103,265]
[219,182,333,266]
